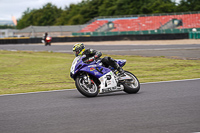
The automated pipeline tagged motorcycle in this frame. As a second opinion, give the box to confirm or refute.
[70,55,140,97]
[42,36,52,46]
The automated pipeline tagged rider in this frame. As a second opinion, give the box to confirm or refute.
[43,32,48,41]
[72,43,125,75]
[42,32,48,45]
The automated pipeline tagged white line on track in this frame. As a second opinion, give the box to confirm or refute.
[0,78,200,97]
[141,78,200,85]
[2,47,200,53]
[0,89,75,97]
[100,47,200,52]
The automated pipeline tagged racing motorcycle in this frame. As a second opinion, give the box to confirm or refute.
[70,55,140,97]
[42,36,52,46]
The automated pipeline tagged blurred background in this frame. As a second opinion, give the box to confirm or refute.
[0,0,199,39]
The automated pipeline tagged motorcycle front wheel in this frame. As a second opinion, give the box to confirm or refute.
[123,71,140,94]
[75,75,99,97]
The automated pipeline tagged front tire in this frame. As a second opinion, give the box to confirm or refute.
[123,71,140,94]
[75,75,99,97]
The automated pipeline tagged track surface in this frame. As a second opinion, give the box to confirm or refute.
[1,44,200,132]
[0,44,200,59]
[0,79,200,133]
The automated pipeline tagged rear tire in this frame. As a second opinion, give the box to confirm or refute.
[123,71,140,94]
[75,75,99,97]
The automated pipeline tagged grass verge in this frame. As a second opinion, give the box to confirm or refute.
[0,50,200,95]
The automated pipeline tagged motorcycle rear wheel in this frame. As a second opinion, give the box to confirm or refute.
[45,42,51,46]
[75,75,99,97]
[123,71,140,94]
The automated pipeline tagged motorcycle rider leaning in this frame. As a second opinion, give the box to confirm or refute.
[43,32,48,41]
[72,43,125,76]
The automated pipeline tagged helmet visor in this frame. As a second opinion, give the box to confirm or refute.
[73,51,79,57]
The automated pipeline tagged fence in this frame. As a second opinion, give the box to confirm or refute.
[189,31,200,39]
[72,28,200,37]
[0,33,188,44]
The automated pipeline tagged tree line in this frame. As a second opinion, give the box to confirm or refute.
[16,0,200,29]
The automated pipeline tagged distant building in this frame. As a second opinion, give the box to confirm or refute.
[15,25,88,37]
[0,29,19,38]
[0,20,14,26]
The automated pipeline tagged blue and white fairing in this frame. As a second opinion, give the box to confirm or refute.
[70,56,112,79]
[70,56,126,93]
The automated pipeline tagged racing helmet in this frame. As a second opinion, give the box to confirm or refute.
[72,43,85,56]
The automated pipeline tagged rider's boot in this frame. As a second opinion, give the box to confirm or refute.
[101,56,125,76]
[117,66,125,77]
[113,62,125,76]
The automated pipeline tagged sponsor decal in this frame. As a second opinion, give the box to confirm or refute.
[94,71,99,75]
[107,80,112,86]
[99,77,104,82]
[88,65,97,67]
[90,67,95,71]
[110,72,113,76]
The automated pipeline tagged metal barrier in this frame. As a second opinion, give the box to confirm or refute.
[72,28,199,37]
[0,33,188,44]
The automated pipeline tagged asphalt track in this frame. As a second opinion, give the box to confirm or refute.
[1,43,200,133]
[0,44,200,59]
[0,79,200,133]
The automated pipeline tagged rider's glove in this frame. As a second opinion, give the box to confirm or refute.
[85,57,95,63]
[94,55,98,59]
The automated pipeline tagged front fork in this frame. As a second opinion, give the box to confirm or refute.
[83,74,91,84]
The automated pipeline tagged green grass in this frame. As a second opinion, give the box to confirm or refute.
[0,50,200,95]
